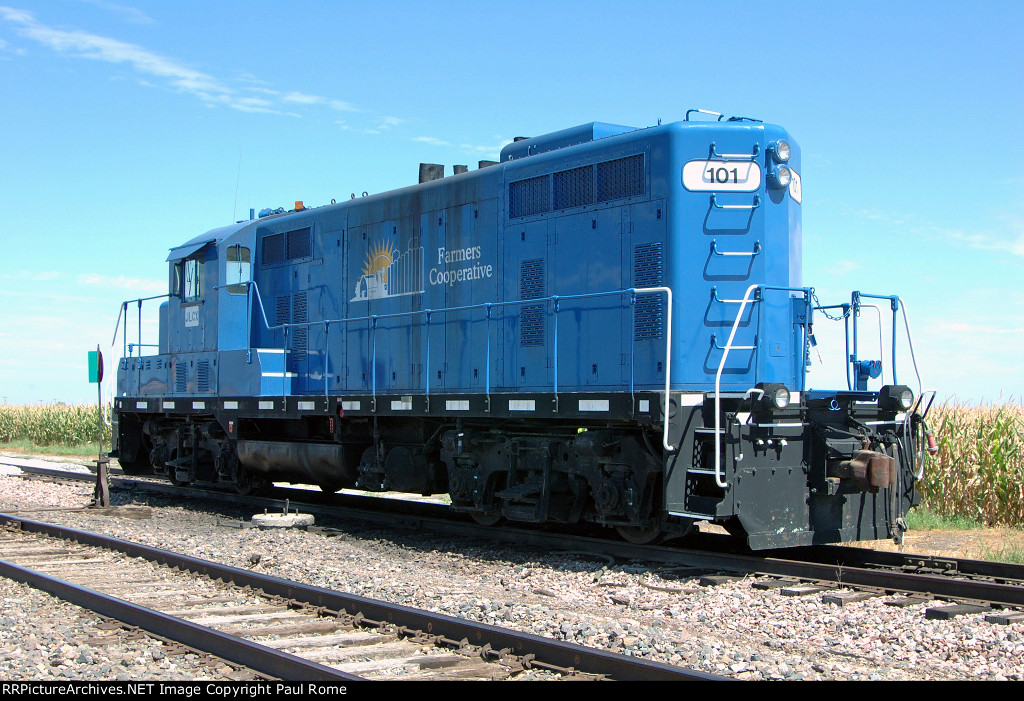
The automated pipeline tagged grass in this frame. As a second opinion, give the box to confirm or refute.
[979,543,1024,565]
[0,439,102,458]
[905,507,982,531]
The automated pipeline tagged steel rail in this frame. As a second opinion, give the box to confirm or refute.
[12,464,1024,611]
[0,513,722,681]
[0,556,361,681]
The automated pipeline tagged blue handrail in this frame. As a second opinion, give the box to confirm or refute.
[239,280,676,447]
[243,279,672,396]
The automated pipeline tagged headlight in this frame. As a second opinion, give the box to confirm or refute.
[879,385,914,411]
[769,165,792,189]
[756,383,791,411]
[769,140,791,163]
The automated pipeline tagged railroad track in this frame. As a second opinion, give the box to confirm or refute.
[9,461,1024,624]
[0,513,720,681]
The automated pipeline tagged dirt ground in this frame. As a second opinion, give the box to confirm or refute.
[851,527,1024,562]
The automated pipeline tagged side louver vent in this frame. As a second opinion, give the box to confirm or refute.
[291,292,308,365]
[174,363,187,393]
[196,360,211,393]
[275,295,290,326]
[519,258,545,346]
[633,242,664,341]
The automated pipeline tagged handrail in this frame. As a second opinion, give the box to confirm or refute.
[710,239,761,257]
[111,294,170,355]
[710,193,760,210]
[111,294,171,418]
[236,280,677,452]
[712,284,813,489]
[711,286,762,304]
[714,284,760,488]
[708,142,760,160]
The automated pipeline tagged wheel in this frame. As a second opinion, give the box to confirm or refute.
[319,483,342,494]
[615,524,662,544]
[470,511,503,527]
[233,468,265,496]
[168,473,191,487]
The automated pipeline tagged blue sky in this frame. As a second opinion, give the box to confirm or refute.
[0,0,1021,405]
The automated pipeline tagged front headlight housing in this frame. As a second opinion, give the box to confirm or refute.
[769,140,791,163]
[756,383,791,411]
[879,385,914,411]
[768,165,792,189]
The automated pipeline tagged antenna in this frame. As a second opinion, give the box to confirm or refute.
[232,150,242,222]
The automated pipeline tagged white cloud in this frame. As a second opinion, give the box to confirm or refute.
[77,273,165,293]
[1,7,232,98]
[414,136,453,147]
[411,134,512,158]
[458,139,513,156]
[0,7,366,119]
[75,0,155,25]
[944,225,1024,259]
[825,259,863,276]
[843,203,1024,260]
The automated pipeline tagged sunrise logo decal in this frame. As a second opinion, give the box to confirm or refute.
[363,240,394,283]
[351,237,425,301]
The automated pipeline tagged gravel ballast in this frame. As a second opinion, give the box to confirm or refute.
[0,460,1021,681]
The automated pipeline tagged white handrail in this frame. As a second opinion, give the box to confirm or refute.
[642,286,675,453]
[713,284,760,488]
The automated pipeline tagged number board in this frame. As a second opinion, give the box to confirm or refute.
[682,160,762,192]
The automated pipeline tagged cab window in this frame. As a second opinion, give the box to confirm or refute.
[226,246,251,294]
[183,258,201,301]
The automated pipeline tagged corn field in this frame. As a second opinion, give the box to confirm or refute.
[917,402,1024,528]
[0,403,107,446]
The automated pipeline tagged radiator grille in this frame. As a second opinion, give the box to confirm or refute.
[262,233,285,265]
[509,175,550,219]
[552,166,594,210]
[597,153,645,203]
[286,227,312,259]
[262,227,312,265]
[509,153,645,220]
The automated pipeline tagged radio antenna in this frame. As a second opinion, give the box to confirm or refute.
[232,150,242,222]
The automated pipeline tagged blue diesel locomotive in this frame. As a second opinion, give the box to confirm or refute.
[112,112,931,549]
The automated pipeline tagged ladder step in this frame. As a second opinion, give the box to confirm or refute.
[668,510,714,521]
